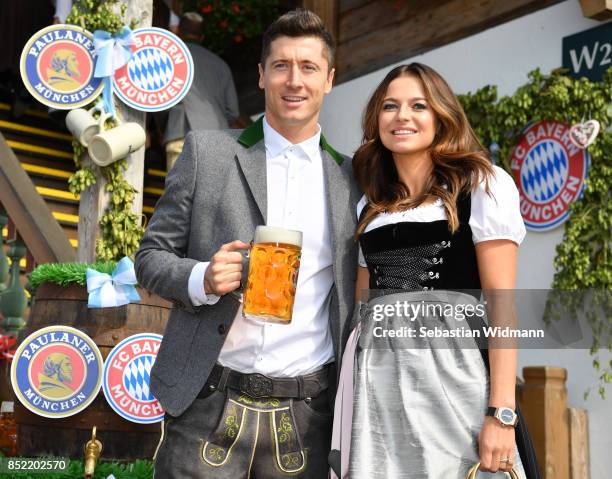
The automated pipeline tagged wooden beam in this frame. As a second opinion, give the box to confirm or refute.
[339,0,447,44]
[579,0,612,20]
[339,0,370,15]
[521,367,570,479]
[303,0,339,45]
[76,0,152,263]
[0,133,76,264]
[568,408,590,479]
[336,0,565,84]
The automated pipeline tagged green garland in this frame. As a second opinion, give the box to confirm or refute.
[29,261,117,289]
[66,0,145,262]
[458,67,612,399]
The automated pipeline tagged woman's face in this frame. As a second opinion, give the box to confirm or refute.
[378,74,436,159]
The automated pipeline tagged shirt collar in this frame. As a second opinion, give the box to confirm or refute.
[263,116,321,162]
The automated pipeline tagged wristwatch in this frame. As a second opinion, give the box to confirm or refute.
[486,407,519,427]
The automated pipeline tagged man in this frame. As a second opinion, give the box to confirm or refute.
[135,8,359,478]
[164,11,239,171]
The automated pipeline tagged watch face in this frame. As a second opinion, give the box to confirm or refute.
[499,408,515,424]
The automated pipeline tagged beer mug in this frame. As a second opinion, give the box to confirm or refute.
[65,102,105,147]
[242,226,302,324]
[65,108,99,147]
[88,113,146,167]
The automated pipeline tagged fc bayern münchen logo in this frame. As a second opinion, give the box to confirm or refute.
[102,333,164,424]
[112,27,193,112]
[20,25,103,109]
[11,326,103,418]
[510,120,590,231]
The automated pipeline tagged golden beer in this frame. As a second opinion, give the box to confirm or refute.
[243,226,302,324]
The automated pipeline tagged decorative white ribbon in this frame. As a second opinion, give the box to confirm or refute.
[93,27,135,117]
[86,257,140,308]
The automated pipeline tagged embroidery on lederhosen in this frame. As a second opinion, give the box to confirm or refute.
[202,395,248,466]
[236,394,281,408]
[201,390,307,474]
[153,418,170,462]
[271,399,306,474]
[237,394,306,473]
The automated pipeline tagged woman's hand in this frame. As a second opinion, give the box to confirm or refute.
[478,416,516,473]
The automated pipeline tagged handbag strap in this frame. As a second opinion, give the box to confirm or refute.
[466,462,519,479]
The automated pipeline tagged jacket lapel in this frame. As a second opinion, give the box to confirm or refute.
[322,149,349,258]
[236,119,267,223]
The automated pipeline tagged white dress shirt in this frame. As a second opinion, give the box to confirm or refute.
[187,117,335,377]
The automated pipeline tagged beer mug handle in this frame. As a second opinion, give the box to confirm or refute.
[229,242,252,303]
[90,100,105,116]
[97,112,114,132]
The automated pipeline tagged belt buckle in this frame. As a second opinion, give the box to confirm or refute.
[240,373,273,398]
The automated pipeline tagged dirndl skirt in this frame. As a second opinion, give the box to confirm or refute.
[334,290,528,479]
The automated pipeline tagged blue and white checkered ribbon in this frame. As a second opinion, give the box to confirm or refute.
[93,27,135,117]
[87,257,140,308]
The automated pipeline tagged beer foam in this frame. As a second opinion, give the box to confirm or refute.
[254,226,302,247]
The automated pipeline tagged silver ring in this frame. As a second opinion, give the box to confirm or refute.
[500,458,510,463]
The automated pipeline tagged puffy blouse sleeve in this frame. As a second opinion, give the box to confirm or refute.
[470,165,526,245]
[357,195,368,267]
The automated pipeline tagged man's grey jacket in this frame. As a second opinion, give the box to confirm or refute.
[134,118,359,417]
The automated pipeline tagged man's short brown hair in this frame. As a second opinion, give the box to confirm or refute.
[261,8,335,69]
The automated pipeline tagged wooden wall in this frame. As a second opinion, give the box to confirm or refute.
[333,0,566,83]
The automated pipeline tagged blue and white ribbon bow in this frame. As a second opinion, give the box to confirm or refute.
[87,257,140,308]
[93,27,135,117]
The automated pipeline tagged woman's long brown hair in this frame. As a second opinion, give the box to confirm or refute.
[354,63,494,238]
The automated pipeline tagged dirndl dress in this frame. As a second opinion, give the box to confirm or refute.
[331,182,541,479]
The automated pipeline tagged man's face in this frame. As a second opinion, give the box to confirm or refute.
[59,358,73,383]
[258,36,334,134]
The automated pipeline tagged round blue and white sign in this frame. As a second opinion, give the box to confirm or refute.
[20,24,103,109]
[102,333,164,424]
[511,120,590,231]
[11,326,103,418]
[112,27,193,112]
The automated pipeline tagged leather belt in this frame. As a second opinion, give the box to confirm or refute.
[200,363,330,400]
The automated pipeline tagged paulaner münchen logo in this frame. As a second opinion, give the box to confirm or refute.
[20,24,103,109]
[11,326,103,418]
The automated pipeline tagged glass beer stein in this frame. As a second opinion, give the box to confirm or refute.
[242,226,302,324]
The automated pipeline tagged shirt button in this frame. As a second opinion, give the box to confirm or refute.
[218,324,226,335]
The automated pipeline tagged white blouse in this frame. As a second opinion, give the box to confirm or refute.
[357,165,526,267]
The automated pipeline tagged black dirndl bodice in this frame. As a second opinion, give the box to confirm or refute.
[359,193,480,292]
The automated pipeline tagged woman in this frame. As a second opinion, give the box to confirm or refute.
[331,64,540,478]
